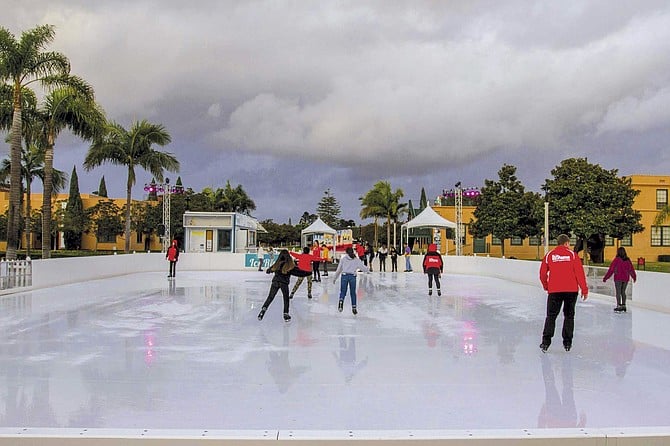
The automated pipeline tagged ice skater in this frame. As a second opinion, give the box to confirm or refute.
[422,243,443,296]
[166,239,179,278]
[539,234,589,352]
[332,246,369,315]
[290,247,315,299]
[258,249,311,322]
[602,247,637,313]
[311,241,322,282]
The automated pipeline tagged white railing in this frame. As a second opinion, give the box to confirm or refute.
[0,259,32,290]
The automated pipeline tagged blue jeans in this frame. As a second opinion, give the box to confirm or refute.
[339,274,357,306]
[405,256,412,271]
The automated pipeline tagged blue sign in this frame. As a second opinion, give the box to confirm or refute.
[244,254,271,268]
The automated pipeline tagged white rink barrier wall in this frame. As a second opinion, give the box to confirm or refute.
[27,253,670,313]
[8,253,670,445]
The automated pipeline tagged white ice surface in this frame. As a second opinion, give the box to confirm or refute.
[1,270,669,431]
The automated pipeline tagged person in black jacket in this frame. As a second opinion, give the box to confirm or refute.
[258,249,311,322]
[422,243,444,296]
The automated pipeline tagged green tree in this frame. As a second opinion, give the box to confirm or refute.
[84,199,124,252]
[0,24,70,259]
[299,211,317,227]
[360,181,406,247]
[0,136,67,256]
[97,175,108,197]
[316,188,341,228]
[419,187,428,210]
[38,81,105,258]
[63,165,85,249]
[544,158,643,263]
[131,200,161,251]
[215,180,256,214]
[470,164,534,257]
[84,119,179,253]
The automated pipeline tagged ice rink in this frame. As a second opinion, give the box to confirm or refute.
[1,269,670,432]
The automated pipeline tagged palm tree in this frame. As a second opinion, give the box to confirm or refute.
[37,79,105,258]
[215,180,256,214]
[0,141,67,256]
[360,181,406,248]
[0,24,70,259]
[84,119,179,253]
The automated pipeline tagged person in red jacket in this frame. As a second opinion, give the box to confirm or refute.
[539,234,589,353]
[166,239,179,278]
[290,247,315,299]
[422,243,443,296]
[602,247,637,313]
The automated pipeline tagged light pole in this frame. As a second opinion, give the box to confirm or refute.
[144,177,184,252]
[443,183,480,256]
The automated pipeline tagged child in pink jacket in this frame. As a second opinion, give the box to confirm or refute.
[603,247,637,312]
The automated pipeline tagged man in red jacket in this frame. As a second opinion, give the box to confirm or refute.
[539,234,589,353]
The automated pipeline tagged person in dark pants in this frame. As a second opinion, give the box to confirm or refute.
[422,243,443,296]
[539,234,589,352]
[390,246,398,272]
[166,239,179,278]
[258,249,311,322]
[602,247,637,312]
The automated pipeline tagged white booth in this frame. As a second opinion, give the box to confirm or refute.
[183,211,260,253]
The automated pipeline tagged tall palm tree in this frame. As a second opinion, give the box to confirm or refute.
[0,141,67,256]
[84,119,179,253]
[360,181,406,248]
[0,24,70,259]
[37,79,104,258]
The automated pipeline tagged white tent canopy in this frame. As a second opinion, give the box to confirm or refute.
[401,206,456,253]
[301,217,337,249]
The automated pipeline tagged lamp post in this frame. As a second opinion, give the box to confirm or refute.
[144,177,184,252]
[443,184,480,256]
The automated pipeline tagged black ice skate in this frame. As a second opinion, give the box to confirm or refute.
[258,307,267,321]
[283,313,292,322]
[428,289,432,296]
[540,343,549,353]
[338,300,344,312]
[437,289,441,296]
[352,306,358,315]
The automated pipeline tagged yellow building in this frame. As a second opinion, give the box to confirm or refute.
[0,190,163,254]
[432,174,670,263]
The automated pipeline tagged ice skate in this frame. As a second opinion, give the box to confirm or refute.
[437,289,441,296]
[257,307,267,321]
[283,313,292,322]
[289,292,294,300]
[564,343,572,352]
[308,293,313,299]
[428,289,432,296]
[614,305,624,312]
[352,306,357,315]
[540,343,549,353]
[338,300,344,312]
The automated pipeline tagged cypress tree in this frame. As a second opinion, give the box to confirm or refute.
[98,176,108,197]
[63,166,85,250]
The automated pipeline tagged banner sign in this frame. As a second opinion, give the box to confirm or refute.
[244,253,272,268]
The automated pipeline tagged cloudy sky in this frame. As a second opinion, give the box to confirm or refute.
[3,1,670,223]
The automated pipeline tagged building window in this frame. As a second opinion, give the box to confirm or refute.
[136,232,143,244]
[620,234,632,246]
[510,236,522,245]
[97,231,116,243]
[651,226,670,246]
[217,229,232,251]
[605,235,614,246]
[657,189,668,210]
[529,236,541,246]
[491,236,501,245]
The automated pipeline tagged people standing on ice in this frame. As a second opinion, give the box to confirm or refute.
[365,242,375,271]
[390,246,398,272]
[321,242,330,277]
[602,247,637,313]
[377,244,388,272]
[258,249,311,322]
[422,243,444,296]
[290,247,315,299]
[166,239,179,278]
[311,241,322,282]
[403,243,413,272]
[539,234,589,353]
[256,244,265,271]
[332,246,369,315]
[355,242,366,262]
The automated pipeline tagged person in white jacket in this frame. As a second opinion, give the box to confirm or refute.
[332,247,369,315]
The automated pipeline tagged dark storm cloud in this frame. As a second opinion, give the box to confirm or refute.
[3,1,670,222]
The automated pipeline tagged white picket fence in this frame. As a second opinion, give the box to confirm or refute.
[0,259,32,290]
